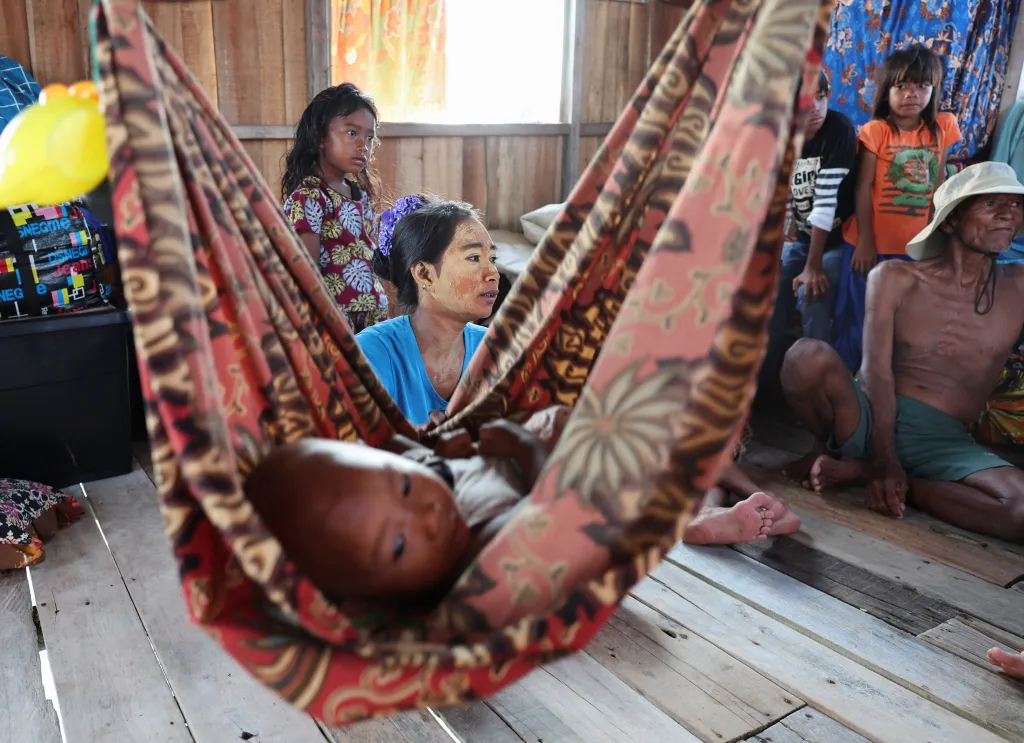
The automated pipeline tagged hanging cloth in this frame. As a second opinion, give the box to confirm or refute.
[91,0,831,727]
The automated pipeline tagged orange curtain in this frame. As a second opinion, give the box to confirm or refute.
[332,0,446,121]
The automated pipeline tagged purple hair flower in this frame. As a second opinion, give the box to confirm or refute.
[378,195,426,257]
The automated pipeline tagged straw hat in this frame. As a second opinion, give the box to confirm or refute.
[906,162,1024,262]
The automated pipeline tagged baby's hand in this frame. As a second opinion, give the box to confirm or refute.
[521,405,572,451]
[478,419,528,458]
[433,429,476,459]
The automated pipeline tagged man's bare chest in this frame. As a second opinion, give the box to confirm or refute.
[895,280,1024,363]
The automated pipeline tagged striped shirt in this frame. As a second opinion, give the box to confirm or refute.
[789,110,857,249]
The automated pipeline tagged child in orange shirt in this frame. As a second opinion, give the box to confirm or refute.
[833,45,962,371]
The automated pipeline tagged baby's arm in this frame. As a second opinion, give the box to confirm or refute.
[379,434,428,456]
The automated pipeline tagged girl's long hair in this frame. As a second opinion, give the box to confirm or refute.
[872,44,944,142]
[281,83,381,203]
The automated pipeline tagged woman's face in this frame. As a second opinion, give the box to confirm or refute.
[420,219,500,321]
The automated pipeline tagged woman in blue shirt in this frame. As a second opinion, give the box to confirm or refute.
[357,196,499,425]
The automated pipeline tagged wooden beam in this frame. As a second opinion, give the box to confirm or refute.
[561,0,588,200]
[305,0,330,100]
[231,122,583,140]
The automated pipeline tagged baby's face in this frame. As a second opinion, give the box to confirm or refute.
[330,449,473,599]
[248,440,473,603]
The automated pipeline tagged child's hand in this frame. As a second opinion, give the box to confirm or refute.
[478,420,529,459]
[434,429,476,459]
[479,419,549,488]
[521,405,572,451]
[851,239,878,276]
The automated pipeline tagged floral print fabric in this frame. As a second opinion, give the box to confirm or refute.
[284,175,387,332]
[823,0,1020,160]
[0,478,83,569]
[331,0,446,121]
[92,0,829,727]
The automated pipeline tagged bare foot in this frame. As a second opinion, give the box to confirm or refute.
[684,492,776,545]
[766,500,802,536]
[803,455,872,494]
[987,648,1024,679]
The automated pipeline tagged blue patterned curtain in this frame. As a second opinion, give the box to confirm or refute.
[824,0,1020,160]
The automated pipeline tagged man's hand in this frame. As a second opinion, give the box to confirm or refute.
[851,237,878,276]
[866,460,908,518]
[794,265,829,303]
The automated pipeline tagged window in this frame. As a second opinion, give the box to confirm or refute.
[331,0,568,124]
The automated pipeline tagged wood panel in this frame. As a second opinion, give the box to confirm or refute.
[488,654,702,743]
[783,508,1024,637]
[733,537,958,635]
[211,0,306,126]
[579,136,604,177]
[746,710,869,743]
[583,0,650,124]
[593,598,802,742]
[486,136,563,230]
[326,710,454,742]
[636,567,1008,743]
[25,0,86,87]
[1,0,32,74]
[1,570,61,742]
[439,703,526,742]
[651,1,692,64]
[244,139,292,203]
[919,616,1024,675]
[144,1,218,103]
[669,544,1024,742]
[746,467,1024,585]
[30,491,192,743]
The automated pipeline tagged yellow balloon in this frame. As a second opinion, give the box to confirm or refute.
[39,84,70,105]
[0,97,108,209]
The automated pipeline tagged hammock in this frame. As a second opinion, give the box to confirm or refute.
[93,0,831,726]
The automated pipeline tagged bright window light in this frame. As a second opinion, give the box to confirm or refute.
[440,0,567,124]
[332,0,568,124]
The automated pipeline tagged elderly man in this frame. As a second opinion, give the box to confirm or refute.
[780,162,1024,543]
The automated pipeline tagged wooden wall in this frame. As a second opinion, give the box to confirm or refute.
[579,0,691,174]
[2,0,690,228]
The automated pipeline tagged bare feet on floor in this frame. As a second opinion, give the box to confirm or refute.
[987,648,1024,679]
[684,492,777,545]
[801,455,872,495]
[766,501,802,536]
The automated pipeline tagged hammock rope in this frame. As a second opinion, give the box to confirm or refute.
[92,0,832,726]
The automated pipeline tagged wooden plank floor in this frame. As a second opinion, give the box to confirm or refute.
[5,426,1023,742]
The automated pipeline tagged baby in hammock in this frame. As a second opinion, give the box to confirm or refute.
[246,406,570,603]
[246,406,799,603]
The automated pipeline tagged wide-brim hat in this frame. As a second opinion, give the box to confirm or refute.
[906,161,1024,261]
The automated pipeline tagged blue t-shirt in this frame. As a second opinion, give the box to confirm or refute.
[356,315,487,425]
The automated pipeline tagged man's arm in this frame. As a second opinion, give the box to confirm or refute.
[860,263,910,516]
[860,263,902,462]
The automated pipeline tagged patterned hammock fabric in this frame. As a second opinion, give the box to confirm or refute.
[92,0,831,726]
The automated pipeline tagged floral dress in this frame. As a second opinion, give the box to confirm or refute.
[283,175,388,332]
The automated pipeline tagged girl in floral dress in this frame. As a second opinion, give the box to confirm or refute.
[282,84,388,332]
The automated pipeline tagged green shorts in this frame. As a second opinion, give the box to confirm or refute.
[831,380,1012,482]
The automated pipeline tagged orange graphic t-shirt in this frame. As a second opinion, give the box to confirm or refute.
[842,112,962,256]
